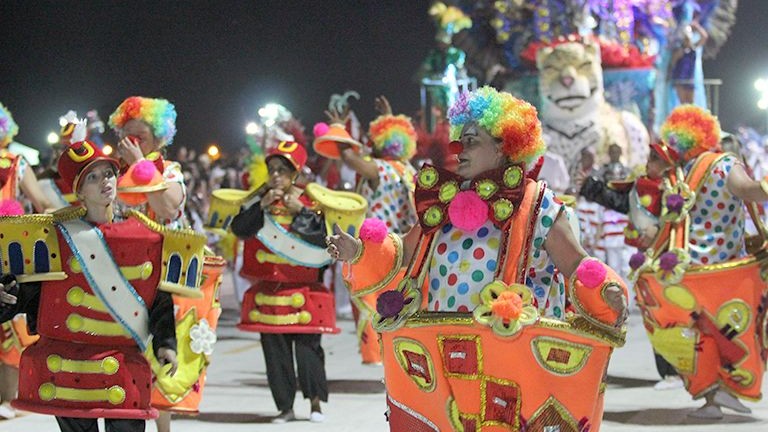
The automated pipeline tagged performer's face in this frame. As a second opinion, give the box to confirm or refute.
[119,119,160,155]
[267,156,296,191]
[78,161,117,207]
[646,151,670,179]
[456,123,504,179]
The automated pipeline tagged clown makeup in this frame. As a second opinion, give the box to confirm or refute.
[267,156,296,191]
[456,122,504,179]
[118,119,161,155]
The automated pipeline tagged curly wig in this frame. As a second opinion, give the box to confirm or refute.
[447,86,545,169]
[368,114,417,161]
[108,96,178,145]
[660,105,721,162]
[0,102,19,147]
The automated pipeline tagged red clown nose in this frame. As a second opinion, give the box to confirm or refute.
[448,140,464,155]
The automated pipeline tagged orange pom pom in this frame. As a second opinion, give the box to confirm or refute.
[491,291,523,322]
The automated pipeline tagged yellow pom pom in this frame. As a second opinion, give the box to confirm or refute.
[639,195,652,207]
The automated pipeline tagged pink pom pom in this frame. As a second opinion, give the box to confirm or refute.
[131,160,158,184]
[576,259,607,289]
[313,122,330,137]
[0,199,24,216]
[448,191,489,232]
[359,218,388,243]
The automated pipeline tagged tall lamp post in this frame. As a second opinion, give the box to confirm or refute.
[756,78,768,132]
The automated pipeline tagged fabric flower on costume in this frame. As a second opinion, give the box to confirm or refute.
[651,248,690,285]
[189,319,217,356]
[373,279,422,332]
[660,179,695,224]
[473,280,538,337]
[627,250,652,281]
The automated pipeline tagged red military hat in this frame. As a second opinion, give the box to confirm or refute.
[58,138,119,192]
[266,141,307,172]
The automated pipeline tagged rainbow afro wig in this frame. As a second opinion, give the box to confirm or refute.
[448,86,545,170]
[0,102,19,147]
[660,104,721,163]
[108,96,178,145]
[368,114,418,161]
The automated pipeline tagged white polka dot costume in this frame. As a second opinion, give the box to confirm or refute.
[358,159,417,235]
[427,188,568,319]
[687,154,745,264]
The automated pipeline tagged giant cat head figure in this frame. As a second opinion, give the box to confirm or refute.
[537,42,605,121]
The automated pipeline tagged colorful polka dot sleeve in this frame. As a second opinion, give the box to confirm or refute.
[359,159,417,235]
[525,188,567,319]
[687,155,745,265]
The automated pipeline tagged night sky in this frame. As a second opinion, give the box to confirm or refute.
[2,1,767,158]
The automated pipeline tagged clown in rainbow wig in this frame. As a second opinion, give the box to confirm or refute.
[632,104,768,419]
[327,86,630,431]
[313,95,418,364]
[110,97,222,432]
[108,96,187,230]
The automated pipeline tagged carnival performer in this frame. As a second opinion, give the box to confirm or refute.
[108,96,187,229]
[668,5,708,106]
[327,87,628,430]
[579,140,685,391]
[315,95,418,364]
[580,142,671,253]
[632,105,768,419]
[0,102,54,419]
[230,141,337,424]
[0,120,189,432]
[108,96,221,432]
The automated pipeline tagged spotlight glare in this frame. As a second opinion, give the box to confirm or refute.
[245,122,260,135]
[207,144,220,160]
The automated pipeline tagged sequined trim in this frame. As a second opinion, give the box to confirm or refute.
[393,337,436,392]
[437,334,482,379]
[526,396,580,432]
[530,336,593,376]
[387,394,440,431]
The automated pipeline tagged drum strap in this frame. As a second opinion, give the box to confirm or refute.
[257,213,332,268]
[57,219,150,350]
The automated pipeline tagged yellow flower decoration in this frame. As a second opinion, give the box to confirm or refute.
[373,278,423,332]
[473,280,538,337]
[660,178,695,224]
[651,248,691,285]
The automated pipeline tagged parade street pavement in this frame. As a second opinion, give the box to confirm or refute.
[3,269,767,431]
